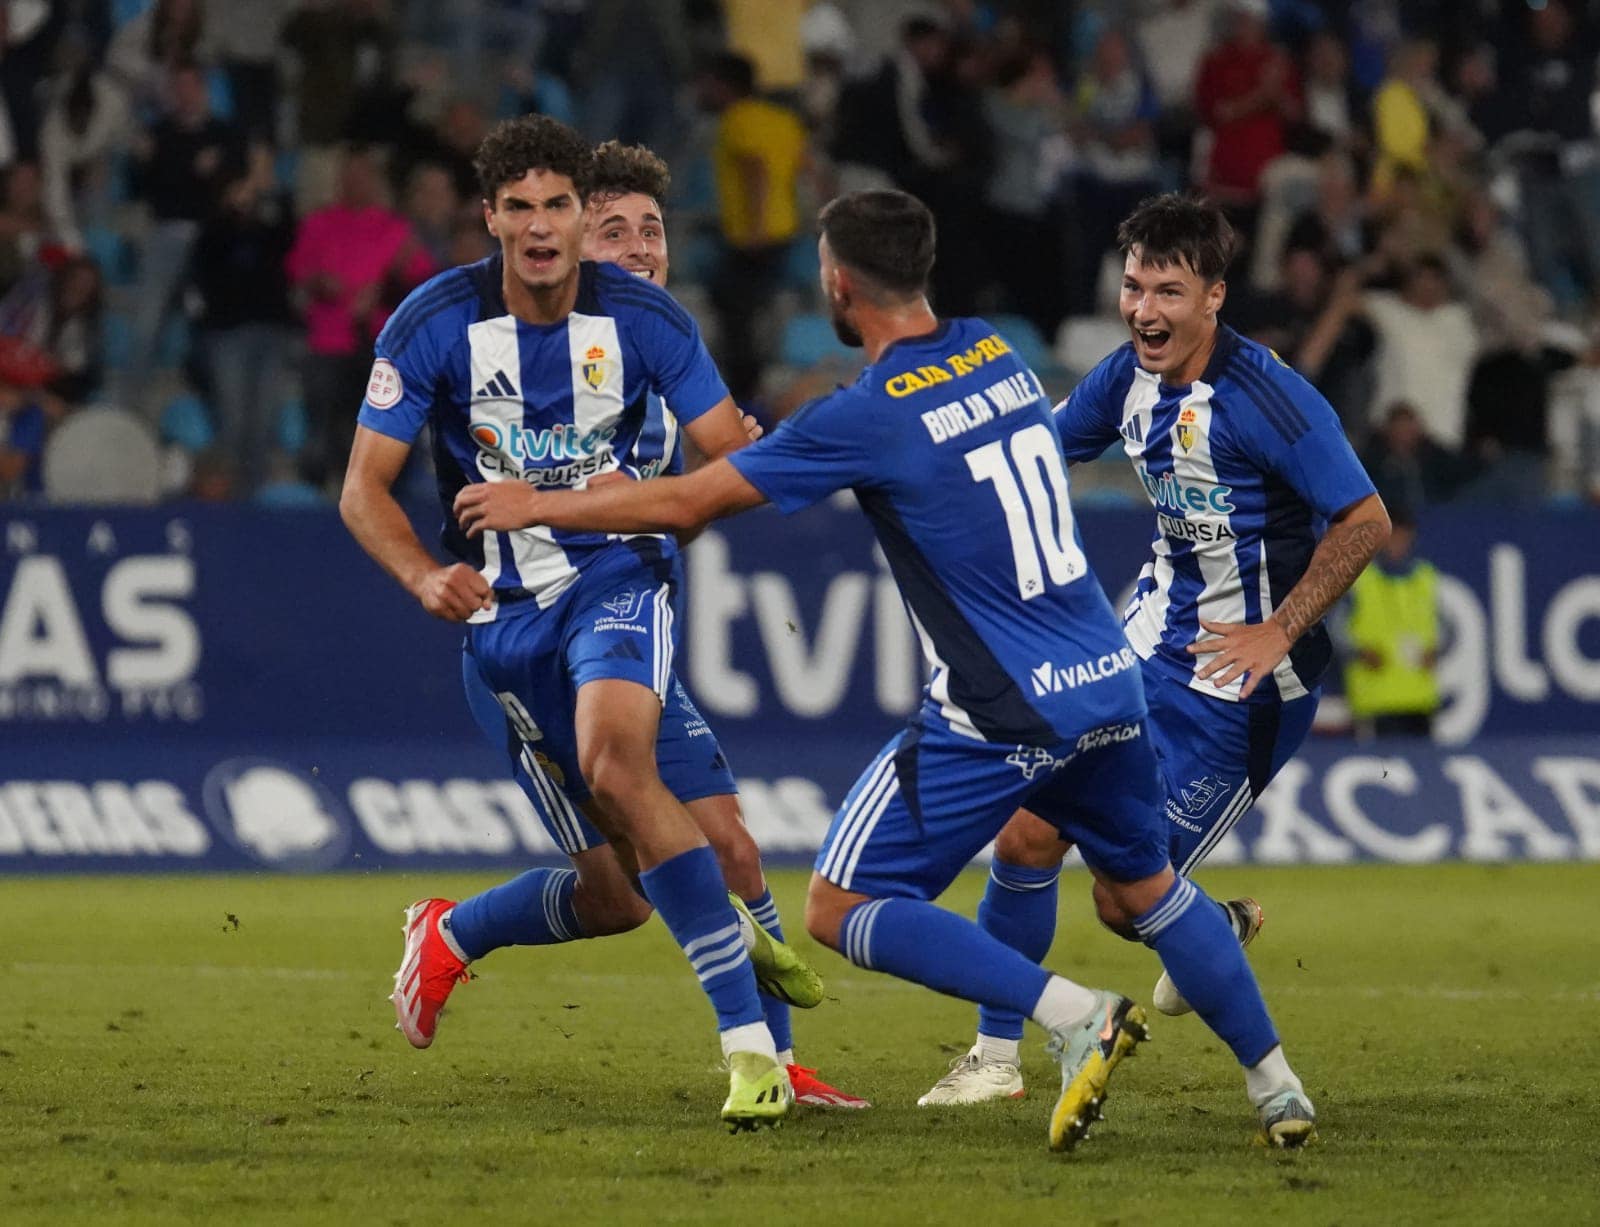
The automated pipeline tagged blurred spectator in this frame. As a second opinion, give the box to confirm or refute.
[108,0,208,114]
[500,60,577,130]
[281,0,396,213]
[1491,0,1600,314]
[0,382,46,498]
[1358,400,1467,512]
[41,254,103,405]
[1298,28,1364,155]
[446,216,494,267]
[127,62,242,407]
[0,163,53,292]
[570,0,690,156]
[403,161,463,268]
[830,16,953,196]
[205,0,293,141]
[698,51,808,405]
[1136,0,1219,121]
[981,51,1067,332]
[798,3,854,146]
[286,144,431,490]
[426,97,489,204]
[1459,338,1589,507]
[189,151,295,495]
[1285,151,1370,268]
[1,0,68,163]
[1341,510,1440,739]
[1063,29,1160,318]
[39,34,132,254]
[186,446,237,500]
[1242,244,1374,430]
[1194,0,1300,223]
[1360,254,1478,447]
[724,0,807,95]
[1369,38,1479,203]
[1450,190,1553,354]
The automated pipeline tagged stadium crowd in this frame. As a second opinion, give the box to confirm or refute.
[0,0,1599,509]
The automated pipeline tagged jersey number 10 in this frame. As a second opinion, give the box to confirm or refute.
[965,422,1086,601]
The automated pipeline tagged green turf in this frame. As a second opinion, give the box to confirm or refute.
[3,863,1598,1226]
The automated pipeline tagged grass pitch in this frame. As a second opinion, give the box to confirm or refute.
[3,863,1598,1226]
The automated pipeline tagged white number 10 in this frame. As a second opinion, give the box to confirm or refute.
[964,422,1086,600]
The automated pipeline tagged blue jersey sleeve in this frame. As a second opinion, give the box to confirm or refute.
[1234,364,1376,518]
[358,297,449,445]
[623,282,729,425]
[1053,346,1132,463]
[727,390,878,514]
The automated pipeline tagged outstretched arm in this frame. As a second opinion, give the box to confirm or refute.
[1189,492,1390,698]
[454,457,767,539]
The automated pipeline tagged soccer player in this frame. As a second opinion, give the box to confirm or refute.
[404,138,866,1112]
[453,189,1320,1151]
[340,116,796,1130]
[917,194,1386,1131]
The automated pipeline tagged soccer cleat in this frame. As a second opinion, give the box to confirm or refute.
[1045,992,1150,1153]
[916,1048,1025,1106]
[728,892,824,1009]
[721,1051,793,1132]
[787,1065,871,1109]
[1256,1088,1318,1149]
[390,898,471,1049]
[1153,897,1265,1016]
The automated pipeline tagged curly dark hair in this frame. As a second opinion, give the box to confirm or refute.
[589,140,671,205]
[474,115,594,204]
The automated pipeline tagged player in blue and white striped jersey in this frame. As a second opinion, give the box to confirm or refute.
[455,189,1322,1151]
[341,117,800,1130]
[920,196,1387,1129]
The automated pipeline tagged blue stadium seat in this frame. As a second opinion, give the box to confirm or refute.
[156,314,191,368]
[277,398,308,454]
[83,226,129,285]
[782,238,819,295]
[988,314,1053,374]
[101,312,134,370]
[207,69,235,123]
[779,313,859,368]
[113,0,151,26]
[159,393,214,451]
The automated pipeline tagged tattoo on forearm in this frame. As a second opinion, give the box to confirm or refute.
[1273,519,1386,643]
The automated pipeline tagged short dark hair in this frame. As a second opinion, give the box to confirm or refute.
[1116,193,1238,283]
[818,190,936,299]
[589,140,671,205]
[474,114,593,204]
[702,51,756,97]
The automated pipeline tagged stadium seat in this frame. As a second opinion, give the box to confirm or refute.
[159,393,214,452]
[83,226,129,285]
[277,398,308,455]
[1055,316,1128,376]
[42,406,162,504]
[779,312,859,368]
[988,314,1054,374]
[101,312,134,370]
[207,69,235,123]
[156,314,191,368]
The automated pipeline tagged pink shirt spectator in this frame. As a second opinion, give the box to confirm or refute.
[287,204,433,355]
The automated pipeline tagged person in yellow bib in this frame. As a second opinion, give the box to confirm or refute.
[1342,510,1439,738]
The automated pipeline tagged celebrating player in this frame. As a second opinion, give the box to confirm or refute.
[395,137,865,1113]
[340,117,797,1131]
[452,189,1320,1152]
[917,194,1385,1138]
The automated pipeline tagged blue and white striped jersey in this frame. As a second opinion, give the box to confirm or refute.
[732,317,1142,746]
[357,255,725,620]
[1056,325,1375,704]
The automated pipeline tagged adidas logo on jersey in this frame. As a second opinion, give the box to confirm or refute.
[474,369,517,400]
[602,640,644,661]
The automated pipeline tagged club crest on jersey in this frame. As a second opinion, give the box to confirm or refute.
[581,344,611,391]
[1175,406,1199,452]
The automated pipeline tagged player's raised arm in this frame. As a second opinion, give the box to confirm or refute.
[341,425,492,621]
[454,457,767,539]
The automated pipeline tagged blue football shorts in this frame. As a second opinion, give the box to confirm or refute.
[462,549,737,857]
[815,701,1171,899]
[1143,663,1319,874]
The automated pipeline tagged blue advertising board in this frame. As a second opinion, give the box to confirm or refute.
[1,502,1597,873]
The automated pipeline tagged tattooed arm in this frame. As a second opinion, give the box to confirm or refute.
[1189,493,1391,699]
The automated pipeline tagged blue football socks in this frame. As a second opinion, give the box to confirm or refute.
[744,888,794,1056]
[640,846,766,1033]
[839,897,1051,1017]
[975,859,1061,1042]
[1134,876,1279,1067]
[445,867,584,961]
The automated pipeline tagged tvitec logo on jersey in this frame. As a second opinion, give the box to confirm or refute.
[0,518,202,724]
